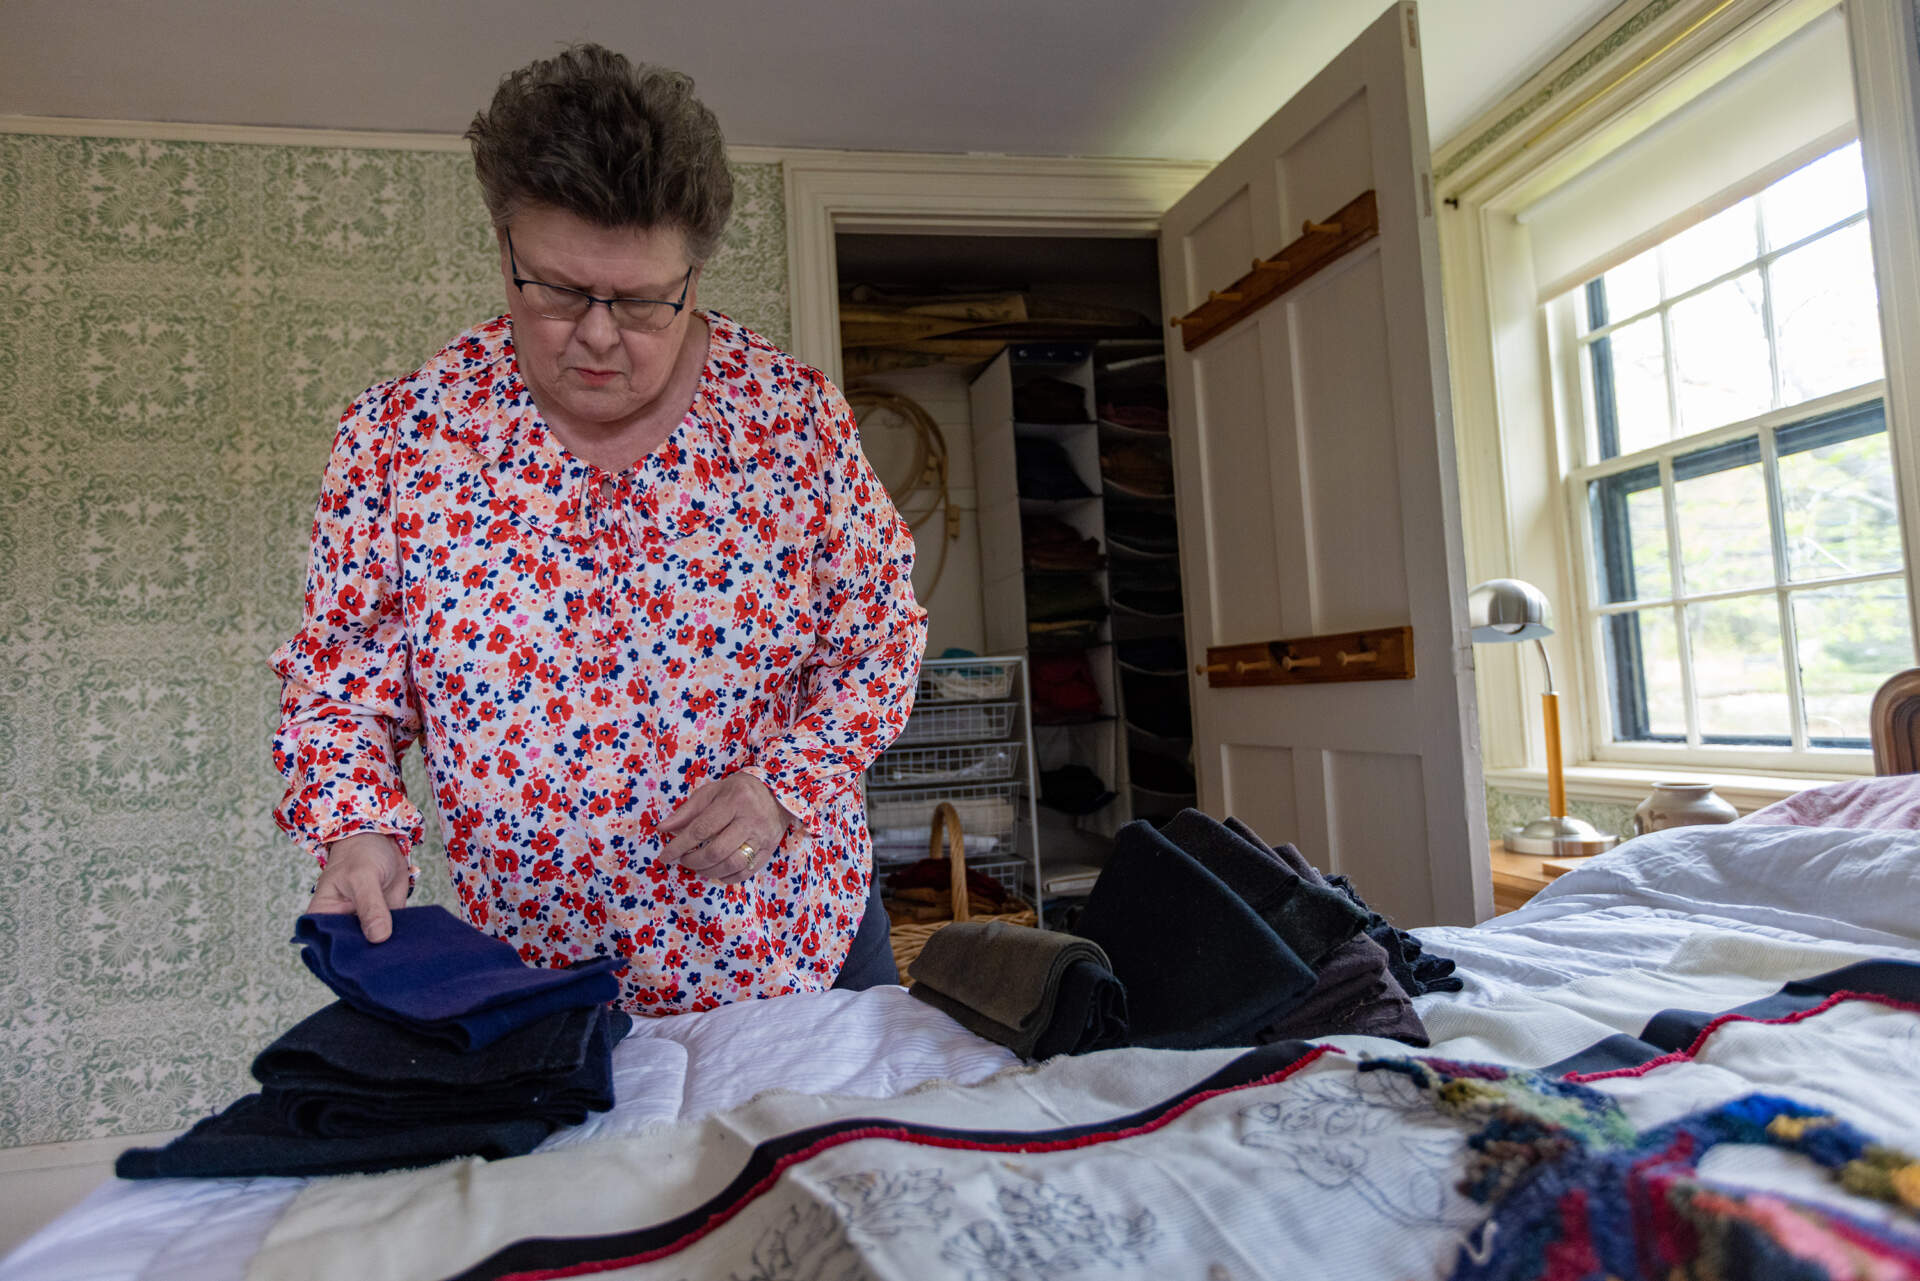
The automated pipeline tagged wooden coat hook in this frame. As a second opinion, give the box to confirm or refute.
[1197,625,1413,687]
[1170,190,1380,352]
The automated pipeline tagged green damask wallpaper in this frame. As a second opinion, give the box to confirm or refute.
[0,133,788,1149]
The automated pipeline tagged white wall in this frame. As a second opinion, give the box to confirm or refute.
[851,364,989,656]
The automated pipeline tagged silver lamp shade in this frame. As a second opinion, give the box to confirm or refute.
[1468,578,1553,643]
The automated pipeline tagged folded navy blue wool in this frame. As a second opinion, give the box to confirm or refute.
[254,1001,630,1138]
[293,907,625,1050]
[1158,809,1368,968]
[115,1094,555,1180]
[1324,874,1464,997]
[1075,821,1316,1049]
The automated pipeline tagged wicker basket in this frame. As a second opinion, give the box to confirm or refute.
[888,802,1038,983]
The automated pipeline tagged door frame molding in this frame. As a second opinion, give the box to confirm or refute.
[782,150,1211,382]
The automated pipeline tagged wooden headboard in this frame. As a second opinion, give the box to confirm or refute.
[1872,668,1920,775]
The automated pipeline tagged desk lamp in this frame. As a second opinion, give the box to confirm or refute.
[1469,579,1618,856]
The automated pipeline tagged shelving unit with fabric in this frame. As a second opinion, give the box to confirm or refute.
[863,654,1044,920]
[971,347,1131,894]
[1094,341,1198,825]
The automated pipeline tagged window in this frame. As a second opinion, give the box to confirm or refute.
[1567,142,1914,758]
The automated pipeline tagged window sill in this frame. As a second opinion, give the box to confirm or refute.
[1483,762,1861,814]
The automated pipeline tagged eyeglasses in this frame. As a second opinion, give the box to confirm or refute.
[506,229,692,333]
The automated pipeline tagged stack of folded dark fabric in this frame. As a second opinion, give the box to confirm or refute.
[1119,669,1191,738]
[1015,438,1094,500]
[1039,763,1117,815]
[1014,375,1092,424]
[118,907,630,1179]
[1022,516,1104,571]
[1073,811,1441,1049]
[909,921,1127,1060]
[1105,507,1180,555]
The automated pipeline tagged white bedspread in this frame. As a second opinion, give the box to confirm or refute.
[5,825,1916,1281]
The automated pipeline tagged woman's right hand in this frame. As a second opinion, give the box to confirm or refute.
[308,833,410,943]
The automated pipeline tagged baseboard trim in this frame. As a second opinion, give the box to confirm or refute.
[0,1129,178,1174]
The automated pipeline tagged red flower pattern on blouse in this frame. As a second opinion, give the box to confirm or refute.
[270,314,927,1014]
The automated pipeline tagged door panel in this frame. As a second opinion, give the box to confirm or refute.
[1191,326,1284,643]
[1294,255,1410,632]
[1221,745,1300,851]
[1160,1,1490,925]
[1325,749,1431,920]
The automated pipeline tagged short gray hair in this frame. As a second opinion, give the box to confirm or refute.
[466,44,734,265]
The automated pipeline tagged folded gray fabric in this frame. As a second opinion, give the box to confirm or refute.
[1160,810,1367,968]
[908,921,1127,1059]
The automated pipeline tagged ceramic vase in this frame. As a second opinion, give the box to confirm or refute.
[1633,781,1739,835]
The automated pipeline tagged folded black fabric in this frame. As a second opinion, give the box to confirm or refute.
[1075,821,1316,1049]
[1159,810,1367,969]
[1116,636,1186,675]
[294,907,624,1050]
[1015,438,1094,499]
[1112,585,1184,617]
[253,1001,628,1138]
[1040,764,1116,815]
[1325,874,1464,997]
[115,1093,555,1180]
[1128,751,1196,796]
[1221,816,1433,1040]
[909,921,1126,1059]
[1104,507,1179,554]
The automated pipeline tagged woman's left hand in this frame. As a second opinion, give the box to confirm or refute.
[658,772,797,885]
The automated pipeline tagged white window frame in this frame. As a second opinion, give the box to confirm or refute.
[1435,0,1920,804]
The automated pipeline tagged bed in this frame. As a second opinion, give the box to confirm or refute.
[5,674,1918,1281]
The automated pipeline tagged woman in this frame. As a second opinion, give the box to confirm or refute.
[271,45,925,1011]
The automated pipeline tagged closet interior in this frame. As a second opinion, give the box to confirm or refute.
[841,232,1198,924]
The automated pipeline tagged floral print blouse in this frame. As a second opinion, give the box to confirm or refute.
[271,313,926,1014]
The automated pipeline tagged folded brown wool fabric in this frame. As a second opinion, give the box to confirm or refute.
[1222,816,1430,1045]
[909,921,1127,1060]
[1022,516,1105,571]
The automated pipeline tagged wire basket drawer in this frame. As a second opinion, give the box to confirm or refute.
[916,657,1020,704]
[893,701,1018,746]
[866,783,1020,860]
[868,741,1020,788]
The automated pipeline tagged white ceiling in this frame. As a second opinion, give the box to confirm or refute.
[3,0,1620,160]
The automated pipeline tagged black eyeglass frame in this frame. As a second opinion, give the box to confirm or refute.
[505,229,693,332]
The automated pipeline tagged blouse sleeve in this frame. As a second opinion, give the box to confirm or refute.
[269,384,426,866]
[742,377,929,833]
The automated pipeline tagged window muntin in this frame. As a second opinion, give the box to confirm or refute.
[1569,141,1913,757]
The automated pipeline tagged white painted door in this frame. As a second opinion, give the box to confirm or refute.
[1159,2,1489,925]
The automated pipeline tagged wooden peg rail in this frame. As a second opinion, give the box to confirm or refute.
[1169,189,1380,352]
[1194,625,1413,687]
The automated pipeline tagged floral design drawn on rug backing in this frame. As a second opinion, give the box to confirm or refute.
[1237,1068,1477,1229]
[719,1165,1159,1281]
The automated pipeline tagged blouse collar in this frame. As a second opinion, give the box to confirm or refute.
[444,314,744,550]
